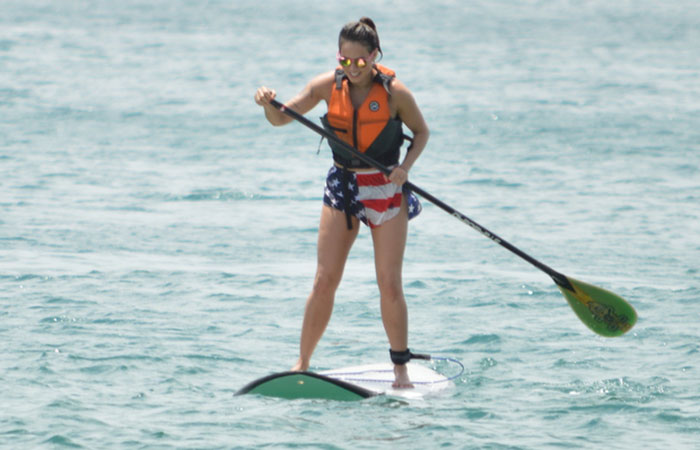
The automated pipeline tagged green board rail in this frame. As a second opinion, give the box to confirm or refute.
[235,371,376,401]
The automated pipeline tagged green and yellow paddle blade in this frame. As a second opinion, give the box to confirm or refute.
[557,276,637,337]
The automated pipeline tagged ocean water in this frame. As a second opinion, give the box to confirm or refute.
[1,0,699,448]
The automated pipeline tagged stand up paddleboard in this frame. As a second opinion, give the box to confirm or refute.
[236,358,463,401]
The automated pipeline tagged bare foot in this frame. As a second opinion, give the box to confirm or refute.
[291,358,309,372]
[392,364,414,389]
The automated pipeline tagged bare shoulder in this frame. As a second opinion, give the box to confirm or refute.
[285,71,335,114]
[388,77,421,117]
[306,70,336,103]
[387,76,428,136]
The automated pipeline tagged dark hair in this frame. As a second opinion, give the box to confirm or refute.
[338,17,383,59]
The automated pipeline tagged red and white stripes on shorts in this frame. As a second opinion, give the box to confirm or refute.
[323,166,422,228]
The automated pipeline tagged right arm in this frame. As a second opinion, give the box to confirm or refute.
[254,72,334,126]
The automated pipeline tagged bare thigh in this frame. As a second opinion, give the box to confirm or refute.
[313,205,360,293]
[371,197,408,292]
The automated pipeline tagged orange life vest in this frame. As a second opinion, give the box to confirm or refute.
[321,64,404,168]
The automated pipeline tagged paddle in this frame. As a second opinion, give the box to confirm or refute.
[268,99,637,337]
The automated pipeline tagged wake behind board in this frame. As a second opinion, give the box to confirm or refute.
[236,362,454,401]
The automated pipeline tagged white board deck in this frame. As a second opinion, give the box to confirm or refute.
[320,362,453,400]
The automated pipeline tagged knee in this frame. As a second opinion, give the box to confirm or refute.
[312,270,341,297]
[376,271,403,301]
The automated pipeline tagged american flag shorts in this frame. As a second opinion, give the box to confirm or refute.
[322,165,422,228]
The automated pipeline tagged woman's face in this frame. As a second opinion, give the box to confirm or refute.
[338,40,376,84]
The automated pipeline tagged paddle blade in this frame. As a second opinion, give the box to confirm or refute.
[557,276,637,337]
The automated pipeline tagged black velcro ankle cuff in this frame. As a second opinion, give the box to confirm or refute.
[389,348,412,365]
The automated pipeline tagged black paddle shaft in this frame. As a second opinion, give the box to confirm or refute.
[269,99,574,292]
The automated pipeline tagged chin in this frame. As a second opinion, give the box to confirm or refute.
[346,70,370,82]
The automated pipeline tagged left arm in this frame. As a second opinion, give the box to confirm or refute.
[389,79,429,185]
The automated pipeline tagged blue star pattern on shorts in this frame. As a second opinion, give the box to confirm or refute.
[404,186,422,220]
[323,166,421,226]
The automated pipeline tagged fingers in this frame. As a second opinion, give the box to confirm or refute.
[388,167,409,186]
[254,86,276,106]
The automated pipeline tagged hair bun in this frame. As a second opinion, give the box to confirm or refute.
[338,17,382,58]
[359,17,377,32]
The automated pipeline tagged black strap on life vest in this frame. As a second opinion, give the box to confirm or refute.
[341,166,353,230]
[335,68,344,89]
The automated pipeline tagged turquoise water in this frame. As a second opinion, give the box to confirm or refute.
[2,0,699,448]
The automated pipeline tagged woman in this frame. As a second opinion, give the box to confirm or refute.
[254,17,429,388]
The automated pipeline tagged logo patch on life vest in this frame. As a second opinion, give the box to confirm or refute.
[369,101,380,112]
